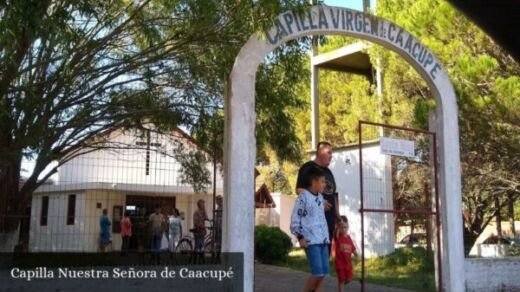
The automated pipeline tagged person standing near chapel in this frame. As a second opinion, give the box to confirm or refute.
[99,209,112,252]
[120,211,132,256]
[167,208,182,252]
[149,206,166,264]
[296,141,340,252]
[193,199,208,252]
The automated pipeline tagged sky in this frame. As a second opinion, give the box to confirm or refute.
[323,0,374,11]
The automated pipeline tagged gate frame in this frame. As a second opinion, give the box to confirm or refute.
[358,120,442,292]
[225,6,465,291]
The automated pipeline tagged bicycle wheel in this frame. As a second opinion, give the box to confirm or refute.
[176,238,193,255]
[175,238,193,265]
[203,234,213,246]
[204,240,215,253]
[203,240,217,263]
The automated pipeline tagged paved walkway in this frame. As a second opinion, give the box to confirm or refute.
[255,264,410,292]
[0,264,410,292]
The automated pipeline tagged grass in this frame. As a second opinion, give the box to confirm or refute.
[274,247,436,292]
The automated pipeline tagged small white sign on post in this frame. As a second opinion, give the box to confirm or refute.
[380,137,415,158]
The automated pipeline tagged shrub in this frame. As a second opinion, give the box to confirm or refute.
[254,225,292,264]
[510,246,520,256]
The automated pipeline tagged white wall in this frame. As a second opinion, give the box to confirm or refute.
[469,221,520,257]
[30,128,223,252]
[29,190,215,252]
[328,143,395,257]
[255,193,296,245]
[261,143,395,256]
[279,194,297,245]
[58,129,223,192]
[30,192,91,252]
[465,258,520,291]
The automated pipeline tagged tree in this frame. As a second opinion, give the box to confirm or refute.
[1,0,189,233]
[256,147,293,196]
[376,0,520,253]
[182,38,313,194]
[287,0,519,253]
[0,0,312,239]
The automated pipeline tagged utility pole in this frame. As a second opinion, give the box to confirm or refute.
[310,0,319,150]
[363,0,371,12]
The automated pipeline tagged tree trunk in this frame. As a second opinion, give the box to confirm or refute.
[495,197,502,237]
[463,225,478,256]
[0,155,22,233]
[508,193,516,236]
[0,154,25,252]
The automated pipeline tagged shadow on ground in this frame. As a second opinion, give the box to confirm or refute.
[255,264,411,292]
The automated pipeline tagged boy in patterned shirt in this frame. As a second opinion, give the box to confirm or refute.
[291,166,330,292]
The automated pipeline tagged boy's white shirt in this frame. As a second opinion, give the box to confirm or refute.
[290,189,330,245]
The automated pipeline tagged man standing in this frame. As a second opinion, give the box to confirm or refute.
[296,141,340,251]
[193,199,208,263]
[149,206,165,264]
[99,209,112,252]
[120,211,132,256]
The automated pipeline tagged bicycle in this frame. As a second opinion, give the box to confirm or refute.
[175,219,217,264]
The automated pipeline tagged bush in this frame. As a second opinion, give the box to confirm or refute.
[254,225,292,264]
[510,246,520,256]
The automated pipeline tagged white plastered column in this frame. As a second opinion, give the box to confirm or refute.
[223,37,270,292]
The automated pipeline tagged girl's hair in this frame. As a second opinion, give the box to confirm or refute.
[335,215,349,238]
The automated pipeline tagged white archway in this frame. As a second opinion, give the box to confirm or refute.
[223,6,464,292]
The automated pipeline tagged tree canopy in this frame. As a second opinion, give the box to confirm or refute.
[284,0,519,251]
[376,0,520,252]
[0,0,312,233]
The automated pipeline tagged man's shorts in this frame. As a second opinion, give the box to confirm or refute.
[305,244,329,277]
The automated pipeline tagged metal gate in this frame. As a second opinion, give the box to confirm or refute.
[358,120,442,292]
